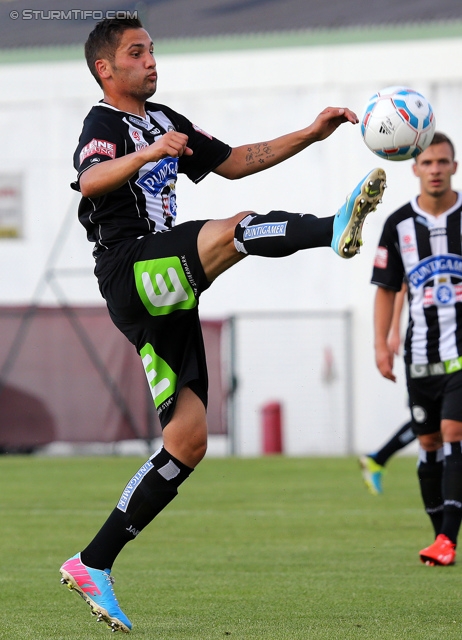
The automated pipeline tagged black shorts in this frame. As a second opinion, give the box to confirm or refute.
[94,221,211,429]
[406,366,462,435]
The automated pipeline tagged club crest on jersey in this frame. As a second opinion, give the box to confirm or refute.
[423,280,462,307]
[79,138,116,164]
[136,158,179,196]
[435,282,454,305]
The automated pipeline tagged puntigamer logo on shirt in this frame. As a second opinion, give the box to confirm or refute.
[408,254,462,288]
[79,138,116,164]
[136,157,178,196]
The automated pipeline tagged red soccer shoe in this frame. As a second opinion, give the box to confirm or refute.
[419,534,456,566]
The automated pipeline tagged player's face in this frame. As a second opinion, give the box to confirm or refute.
[104,28,157,101]
[413,142,457,198]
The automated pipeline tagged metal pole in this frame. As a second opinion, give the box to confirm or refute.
[0,195,79,394]
[47,276,146,442]
[226,315,238,456]
[344,310,355,455]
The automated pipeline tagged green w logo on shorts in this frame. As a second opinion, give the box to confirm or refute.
[134,257,196,316]
[140,343,177,408]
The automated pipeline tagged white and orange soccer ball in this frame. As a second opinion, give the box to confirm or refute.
[361,86,436,161]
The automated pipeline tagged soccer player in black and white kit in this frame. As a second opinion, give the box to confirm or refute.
[372,132,462,566]
[59,17,386,632]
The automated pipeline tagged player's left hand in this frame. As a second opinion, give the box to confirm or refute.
[308,107,359,142]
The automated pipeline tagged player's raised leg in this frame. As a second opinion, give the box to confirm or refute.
[198,168,387,281]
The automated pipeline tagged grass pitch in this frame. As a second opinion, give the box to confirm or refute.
[0,454,460,639]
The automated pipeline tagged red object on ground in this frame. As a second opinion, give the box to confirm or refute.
[262,401,283,454]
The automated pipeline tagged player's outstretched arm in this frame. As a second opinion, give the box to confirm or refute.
[374,286,398,382]
[215,106,358,180]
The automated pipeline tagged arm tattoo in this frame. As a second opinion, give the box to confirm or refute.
[245,142,275,167]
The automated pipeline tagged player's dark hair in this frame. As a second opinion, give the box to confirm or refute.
[429,131,456,159]
[85,17,144,87]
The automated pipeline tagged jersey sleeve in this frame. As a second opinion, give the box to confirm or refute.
[166,109,231,183]
[71,109,125,191]
[371,216,405,291]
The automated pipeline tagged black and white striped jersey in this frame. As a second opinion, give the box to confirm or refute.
[371,192,462,365]
[72,101,231,250]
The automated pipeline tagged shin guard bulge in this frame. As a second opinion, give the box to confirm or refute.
[234,211,333,257]
[81,447,193,570]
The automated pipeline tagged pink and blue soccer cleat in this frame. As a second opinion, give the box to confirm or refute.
[60,553,132,633]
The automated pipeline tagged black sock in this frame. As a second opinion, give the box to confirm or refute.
[373,421,415,467]
[234,211,334,257]
[417,447,444,537]
[441,441,462,544]
[80,447,193,570]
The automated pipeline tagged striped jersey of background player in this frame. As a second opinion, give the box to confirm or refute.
[58,16,386,633]
[372,131,462,567]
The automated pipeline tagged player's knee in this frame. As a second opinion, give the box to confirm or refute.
[171,434,207,468]
[418,432,443,452]
[228,212,252,251]
[186,423,208,462]
[441,419,462,442]
[190,438,207,465]
[163,420,208,468]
